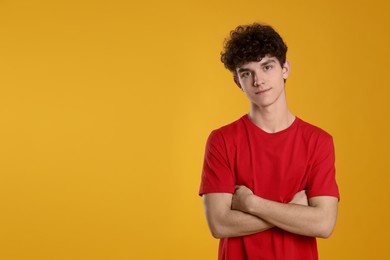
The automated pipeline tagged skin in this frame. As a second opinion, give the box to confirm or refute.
[232,186,338,238]
[203,189,308,238]
[234,55,294,133]
[203,55,338,238]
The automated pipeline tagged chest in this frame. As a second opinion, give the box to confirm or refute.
[228,132,312,202]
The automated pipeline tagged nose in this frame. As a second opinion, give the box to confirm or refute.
[253,72,264,87]
[253,76,258,87]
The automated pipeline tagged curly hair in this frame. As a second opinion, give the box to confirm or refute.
[221,23,288,73]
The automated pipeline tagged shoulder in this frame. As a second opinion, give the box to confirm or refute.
[206,116,247,149]
[296,118,335,158]
[297,118,333,141]
[209,116,247,139]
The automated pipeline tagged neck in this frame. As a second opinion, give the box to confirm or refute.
[248,97,295,133]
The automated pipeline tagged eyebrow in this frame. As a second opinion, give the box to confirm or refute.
[237,59,277,73]
[259,59,277,66]
[237,67,251,73]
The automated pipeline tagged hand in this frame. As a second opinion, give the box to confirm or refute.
[231,185,254,213]
[289,190,308,206]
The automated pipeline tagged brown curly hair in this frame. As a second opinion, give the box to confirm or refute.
[221,23,288,73]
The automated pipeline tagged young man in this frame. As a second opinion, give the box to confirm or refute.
[199,23,340,259]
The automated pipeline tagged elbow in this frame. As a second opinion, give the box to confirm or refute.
[204,212,230,238]
[208,222,227,239]
[206,215,233,238]
[317,228,333,239]
[211,230,223,239]
[315,221,336,239]
[309,196,338,239]
[208,223,220,238]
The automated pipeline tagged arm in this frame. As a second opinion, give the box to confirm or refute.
[202,193,272,238]
[232,185,338,238]
[202,190,308,238]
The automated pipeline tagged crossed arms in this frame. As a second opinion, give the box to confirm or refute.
[202,186,338,239]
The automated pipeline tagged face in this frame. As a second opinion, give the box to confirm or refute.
[234,56,290,109]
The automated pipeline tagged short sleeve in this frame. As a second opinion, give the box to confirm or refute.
[199,130,236,196]
[306,134,340,200]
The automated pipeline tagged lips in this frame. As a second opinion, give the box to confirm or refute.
[256,88,271,95]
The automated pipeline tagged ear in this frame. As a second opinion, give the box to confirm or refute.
[233,75,244,91]
[282,60,291,80]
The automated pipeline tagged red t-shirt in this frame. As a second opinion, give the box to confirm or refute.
[199,115,340,260]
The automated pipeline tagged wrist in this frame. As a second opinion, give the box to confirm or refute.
[245,194,257,214]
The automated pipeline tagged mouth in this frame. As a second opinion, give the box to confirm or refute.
[256,88,271,95]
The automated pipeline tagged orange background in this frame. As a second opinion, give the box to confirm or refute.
[0,0,389,259]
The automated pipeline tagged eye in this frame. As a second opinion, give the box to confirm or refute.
[263,65,273,71]
[240,71,251,78]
